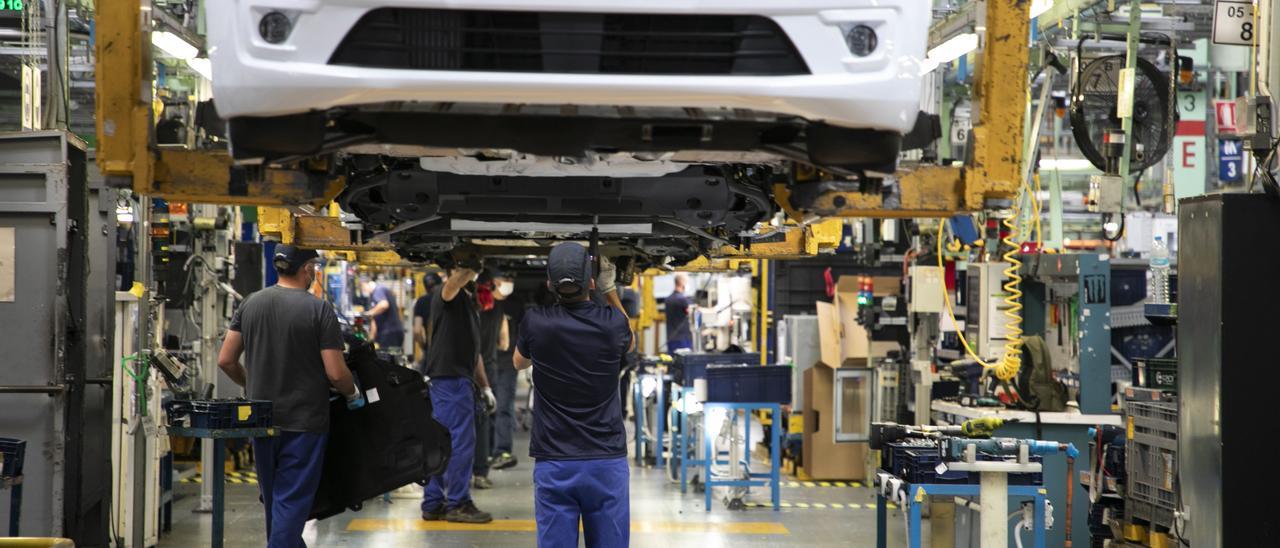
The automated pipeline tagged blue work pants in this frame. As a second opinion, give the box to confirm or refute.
[491,358,518,455]
[666,339,692,353]
[423,376,475,511]
[252,430,328,548]
[534,457,630,548]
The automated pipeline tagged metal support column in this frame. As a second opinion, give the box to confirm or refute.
[1116,0,1143,183]
[131,198,151,547]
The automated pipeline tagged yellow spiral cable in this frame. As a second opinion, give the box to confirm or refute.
[935,183,1035,381]
[994,214,1024,380]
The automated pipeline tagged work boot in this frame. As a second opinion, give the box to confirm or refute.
[491,452,518,470]
[446,501,493,524]
[421,504,447,521]
[472,475,494,489]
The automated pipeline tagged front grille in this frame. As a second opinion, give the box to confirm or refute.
[329,8,809,75]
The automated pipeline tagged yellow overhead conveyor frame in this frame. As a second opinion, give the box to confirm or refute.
[95,0,1029,253]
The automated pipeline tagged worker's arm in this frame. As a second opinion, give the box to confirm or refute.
[513,347,532,371]
[216,330,248,387]
[366,299,390,318]
[603,290,638,352]
[321,348,357,396]
[474,354,490,389]
[498,316,510,352]
[413,315,427,349]
[441,268,477,302]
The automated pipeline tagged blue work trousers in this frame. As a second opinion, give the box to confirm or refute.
[534,457,630,548]
[252,430,328,548]
[666,339,692,353]
[423,376,475,511]
[491,358,518,455]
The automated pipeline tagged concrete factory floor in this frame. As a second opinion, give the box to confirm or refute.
[160,429,907,547]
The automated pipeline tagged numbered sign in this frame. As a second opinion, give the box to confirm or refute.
[1213,1,1255,46]
[1219,139,1244,183]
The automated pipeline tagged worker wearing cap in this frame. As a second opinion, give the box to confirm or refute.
[421,253,495,524]
[217,244,366,548]
[514,242,632,548]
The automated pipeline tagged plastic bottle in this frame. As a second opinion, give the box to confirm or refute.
[1149,236,1170,304]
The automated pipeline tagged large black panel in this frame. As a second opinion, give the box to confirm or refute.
[1178,193,1280,547]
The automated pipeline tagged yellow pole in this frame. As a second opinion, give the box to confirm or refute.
[758,259,770,365]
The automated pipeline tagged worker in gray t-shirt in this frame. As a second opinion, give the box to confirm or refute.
[217,244,366,547]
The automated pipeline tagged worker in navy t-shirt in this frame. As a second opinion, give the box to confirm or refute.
[514,242,632,548]
[664,273,693,352]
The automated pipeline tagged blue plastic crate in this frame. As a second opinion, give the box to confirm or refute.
[704,365,791,403]
[0,437,25,477]
[880,441,971,484]
[166,399,273,430]
[674,353,760,384]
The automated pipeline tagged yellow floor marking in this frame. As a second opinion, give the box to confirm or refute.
[346,519,788,535]
[812,503,827,509]
[796,503,810,508]
[886,503,898,509]
[780,502,793,508]
[849,503,862,509]
[833,482,847,488]
[818,482,831,487]
[786,481,800,487]
[830,503,845,509]
[802,482,816,487]
[851,482,863,488]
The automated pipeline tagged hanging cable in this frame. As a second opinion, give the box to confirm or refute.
[935,181,1036,381]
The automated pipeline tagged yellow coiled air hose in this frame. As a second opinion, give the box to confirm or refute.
[936,203,1028,381]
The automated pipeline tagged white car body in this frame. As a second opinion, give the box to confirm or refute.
[207,0,931,170]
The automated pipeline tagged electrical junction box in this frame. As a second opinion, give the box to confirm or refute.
[1088,174,1125,213]
[908,265,945,314]
[964,262,1013,361]
[1236,95,1274,153]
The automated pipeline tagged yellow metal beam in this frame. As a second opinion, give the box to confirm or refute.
[145,150,345,207]
[258,209,394,252]
[95,2,346,206]
[965,0,1030,209]
[95,0,151,185]
[777,166,965,218]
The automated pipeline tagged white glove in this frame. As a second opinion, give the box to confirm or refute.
[596,256,617,295]
[482,387,497,415]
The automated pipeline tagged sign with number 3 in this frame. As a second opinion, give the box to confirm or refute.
[1213,1,1255,46]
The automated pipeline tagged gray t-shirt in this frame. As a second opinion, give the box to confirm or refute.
[229,285,344,433]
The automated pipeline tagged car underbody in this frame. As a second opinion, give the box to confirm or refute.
[337,157,778,266]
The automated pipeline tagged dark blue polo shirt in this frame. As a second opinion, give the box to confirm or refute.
[517,300,631,460]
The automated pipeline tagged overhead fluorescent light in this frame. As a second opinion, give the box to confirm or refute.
[1029,0,1054,19]
[152,31,198,60]
[927,33,979,65]
[186,57,212,80]
[1038,158,1097,171]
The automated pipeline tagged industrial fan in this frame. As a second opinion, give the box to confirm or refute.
[1070,54,1175,174]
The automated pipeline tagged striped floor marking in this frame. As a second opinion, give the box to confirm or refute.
[743,501,895,510]
[347,519,788,535]
[783,481,864,488]
[180,471,258,485]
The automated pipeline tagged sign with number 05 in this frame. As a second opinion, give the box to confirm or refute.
[1213,1,1255,46]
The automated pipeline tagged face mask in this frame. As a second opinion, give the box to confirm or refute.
[497,281,514,297]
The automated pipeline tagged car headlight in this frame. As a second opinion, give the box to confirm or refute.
[259,12,293,44]
[845,25,877,57]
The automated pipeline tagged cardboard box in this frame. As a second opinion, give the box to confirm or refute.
[802,366,868,480]
[816,276,899,368]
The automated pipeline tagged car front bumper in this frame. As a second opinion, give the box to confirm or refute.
[208,0,930,133]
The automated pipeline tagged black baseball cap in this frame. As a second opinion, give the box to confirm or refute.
[272,244,319,274]
[547,242,591,297]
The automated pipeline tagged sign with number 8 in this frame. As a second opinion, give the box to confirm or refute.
[1212,1,1255,46]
